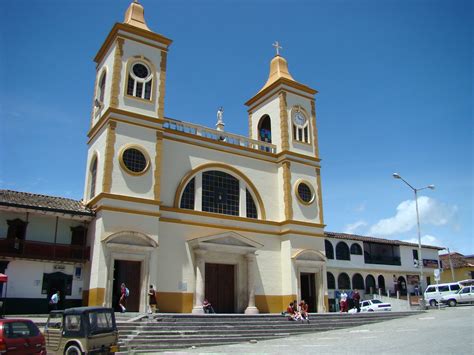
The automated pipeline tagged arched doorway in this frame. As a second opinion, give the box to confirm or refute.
[398,276,407,296]
[365,274,376,294]
[378,275,386,293]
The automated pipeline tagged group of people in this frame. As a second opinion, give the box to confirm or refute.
[118,283,158,314]
[285,299,310,322]
[338,289,361,313]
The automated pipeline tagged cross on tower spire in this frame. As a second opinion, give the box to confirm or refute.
[272,41,282,56]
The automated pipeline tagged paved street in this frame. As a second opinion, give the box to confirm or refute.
[168,306,473,355]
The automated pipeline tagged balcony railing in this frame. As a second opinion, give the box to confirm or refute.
[0,238,90,262]
[364,255,401,266]
[163,119,277,154]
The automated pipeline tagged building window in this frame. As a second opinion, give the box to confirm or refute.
[325,240,334,259]
[292,106,310,144]
[119,146,149,175]
[180,177,195,210]
[352,273,365,289]
[350,243,362,255]
[97,71,106,103]
[258,115,272,143]
[89,156,97,199]
[295,180,315,205]
[70,226,87,246]
[7,218,28,252]
[327,272,335,289]
[127,62,152,100]
[246,189,258,219]
[335,242,350,261]
[202,171,239,216]
[337,273,351,289]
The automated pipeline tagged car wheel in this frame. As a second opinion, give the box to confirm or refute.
[448,299,457,307]
[429,300,437,307]
[65,344,83,355]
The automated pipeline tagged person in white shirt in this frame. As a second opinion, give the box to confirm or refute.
[50,290,60,310]
[339,290,348,312]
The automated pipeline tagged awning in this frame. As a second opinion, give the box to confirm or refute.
[0,273,7,283]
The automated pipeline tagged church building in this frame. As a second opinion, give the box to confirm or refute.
[0,1,442,315]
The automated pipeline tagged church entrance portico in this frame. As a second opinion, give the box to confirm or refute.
[188,232,262,314]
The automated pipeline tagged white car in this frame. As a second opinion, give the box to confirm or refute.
[440,285,474,307]
[349,299,392,313]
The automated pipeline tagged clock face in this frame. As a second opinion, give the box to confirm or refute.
[294,111,306,126]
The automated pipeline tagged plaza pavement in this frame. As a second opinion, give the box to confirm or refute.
[167,306,474,355]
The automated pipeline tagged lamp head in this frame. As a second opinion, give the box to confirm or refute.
[392,173,401,179]
[428,184,435,190]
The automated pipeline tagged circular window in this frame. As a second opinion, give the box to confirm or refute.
[295,181,315,205]
[132,63,149,79]
[120,147,149,175]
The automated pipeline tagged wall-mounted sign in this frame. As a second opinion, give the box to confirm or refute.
[53,264,66,271]
[407,275,420,285]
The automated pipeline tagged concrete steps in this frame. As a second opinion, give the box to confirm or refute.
[116,311,421,353]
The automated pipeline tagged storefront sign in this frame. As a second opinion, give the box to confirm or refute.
[423,259,439,268]
[407,274,420,285]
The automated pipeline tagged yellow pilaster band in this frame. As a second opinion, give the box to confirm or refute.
[88,288,105,306]
[283,161,293,220]
[158,51,167,119]
[311,99,320,158]
[316,167,324,224]
[156,292,193,313]
[110,38,124,108]
[279,92,289,151]
[154,131,163,200]
[102,121,117,193]
[255,294,296,313]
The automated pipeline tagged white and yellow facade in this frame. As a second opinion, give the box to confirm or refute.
[82,1,328,313]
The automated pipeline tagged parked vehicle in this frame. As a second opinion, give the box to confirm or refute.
[424,282,463,307]
[348,299,391,313]
[440,285,474,307]
[44,306,118,355]
[0,318,46,354]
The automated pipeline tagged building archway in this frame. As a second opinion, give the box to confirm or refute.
[378,275,386,293]
[365,274,376,294]
[398,276,407,296]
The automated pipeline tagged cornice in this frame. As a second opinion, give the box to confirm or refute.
[94,23,172,65]
[87,192,161,208]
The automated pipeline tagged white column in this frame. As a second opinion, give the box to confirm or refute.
[195,173,203,211]
[239,182,246,217]
[245,253,259,314]
[192,249,206,314]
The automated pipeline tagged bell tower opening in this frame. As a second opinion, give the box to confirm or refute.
[258,114,272,143]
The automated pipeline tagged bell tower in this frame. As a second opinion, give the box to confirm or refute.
[245,43,320,159]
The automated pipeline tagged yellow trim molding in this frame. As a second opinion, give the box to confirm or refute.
[173,162,267,220]
[316,167,325,225]
[282,161,293,220]
[156,292,193,313]
[154,131,163,200]
[110,38,124,108]
[118,144,151,176]
[95,205,160,217]
[311,99,320,159]
[279,92,289,151]
[294,179,316,206]
[87,192,161,208]
[247,87,315,113]
[88,288,105,306]
[102,121,117,193]
[158,51,167,119]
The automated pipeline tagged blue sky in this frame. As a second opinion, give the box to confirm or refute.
[1,0,472,254]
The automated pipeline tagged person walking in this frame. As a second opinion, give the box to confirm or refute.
[49,290,60,310]
[353,289,361,313]
[119,283,128,313]
[148,285,157,313]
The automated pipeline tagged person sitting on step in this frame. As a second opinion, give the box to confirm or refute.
[299,300,310,323]
[203,298,215,314]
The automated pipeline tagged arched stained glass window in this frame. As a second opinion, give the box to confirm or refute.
[202,171,239,216]
[246,189,257,219]
[180,177,195,210]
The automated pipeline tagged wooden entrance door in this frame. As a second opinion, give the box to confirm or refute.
[301,273,317,312]
[113,260,141,312]
[205,263,235,313]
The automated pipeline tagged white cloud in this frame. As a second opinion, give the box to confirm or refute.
[402,234,444,247]
[343,220,368,234]
[369,196,458,236]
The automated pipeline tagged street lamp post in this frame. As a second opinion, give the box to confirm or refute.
[392,173,434,307]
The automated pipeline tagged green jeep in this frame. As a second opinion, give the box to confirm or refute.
[44,307,119,354]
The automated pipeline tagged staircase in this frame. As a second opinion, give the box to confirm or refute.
[116,311,421,353]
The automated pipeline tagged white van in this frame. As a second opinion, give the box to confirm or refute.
[424,282,462,306]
